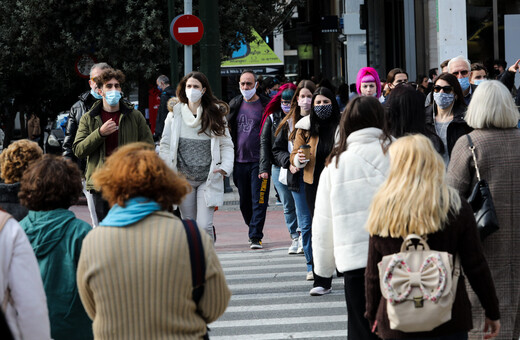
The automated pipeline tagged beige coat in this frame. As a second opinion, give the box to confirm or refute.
[447,128,520,339]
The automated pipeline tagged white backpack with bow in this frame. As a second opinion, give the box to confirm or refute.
[378,234,460,332]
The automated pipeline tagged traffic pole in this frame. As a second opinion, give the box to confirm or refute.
[200,0,222,99]
[184,0,193,76]
[168,0,178,86]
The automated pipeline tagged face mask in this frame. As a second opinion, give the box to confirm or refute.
[240,84,257,101]
[314,104,333,120]
[157,85,162,91]
[281,103,291,113]
[474,79,484,86]
[458,76,470,91]
[105,90,122,106]
[433,92,454,109]
[185,88,203,103]
[269,90,278,97]
[91,88,102,100]
[298,97,312,112]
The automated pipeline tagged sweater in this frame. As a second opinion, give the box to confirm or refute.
[312,128,391,277]
[76,211,231,340]
[365,200,500,339]
[20,209,93,340]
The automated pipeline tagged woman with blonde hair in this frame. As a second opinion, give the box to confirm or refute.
[447,80,520,340]
[77,142,230,339]
[365,134,500,340]
[159,71,233,241]
[0,139,43,220]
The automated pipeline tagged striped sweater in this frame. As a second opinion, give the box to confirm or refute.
[76,211,231,339]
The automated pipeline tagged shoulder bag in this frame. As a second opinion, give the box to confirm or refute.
[466,135,499,240]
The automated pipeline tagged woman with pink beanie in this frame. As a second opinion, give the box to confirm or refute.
[356,67,382,98]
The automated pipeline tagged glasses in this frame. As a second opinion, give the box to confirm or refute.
[281,100,291,105]
[433,85,453,94]
[451,70,469,77]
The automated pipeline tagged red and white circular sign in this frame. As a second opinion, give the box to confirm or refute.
[74,54,97,79]
[170,14,204,46]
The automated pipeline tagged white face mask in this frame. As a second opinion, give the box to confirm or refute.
[298,97,312,112]
[185,88,203,103]
[240,86,257,101]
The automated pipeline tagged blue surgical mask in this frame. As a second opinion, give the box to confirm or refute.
[314,104,333,120]
[269,90,278,97]
[157,85,162,92]
[433,92,455,109]
[281,103,291,113]
[458,77,470,91]
[91,88,103,100]
[105,90,122,106]
[473,79,485,86]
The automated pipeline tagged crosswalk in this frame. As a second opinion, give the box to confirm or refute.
[209,248,348,339]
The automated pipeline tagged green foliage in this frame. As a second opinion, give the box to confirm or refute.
[0,0,300,113]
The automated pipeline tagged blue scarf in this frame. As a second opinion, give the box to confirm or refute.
[99,197,161,227]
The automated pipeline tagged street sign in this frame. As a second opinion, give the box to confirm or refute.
[74,54,97,79]
[170,14,204,46]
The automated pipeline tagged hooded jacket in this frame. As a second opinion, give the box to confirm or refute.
[19,209,93,340]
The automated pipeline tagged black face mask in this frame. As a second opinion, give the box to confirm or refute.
[494,68,501,76]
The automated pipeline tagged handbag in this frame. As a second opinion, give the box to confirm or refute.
[466,135,499,241]
[378,234,460,332]
[278,167,288,185]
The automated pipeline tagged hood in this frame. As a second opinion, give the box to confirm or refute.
[22,209,76,257]
[0,182,21,203]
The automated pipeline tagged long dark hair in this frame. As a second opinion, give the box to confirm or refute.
[385,84,428,137]
[176,71,228,136]
[429,72,467,114]
[275,80,316,139]
[327,96,392,167]
[309,86,340,137]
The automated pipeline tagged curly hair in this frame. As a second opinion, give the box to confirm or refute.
[19,155,83,210]
[92,142,191,209]
[94,68,126,89]
[0,139,43,184]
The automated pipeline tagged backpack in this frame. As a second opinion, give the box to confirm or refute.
[377,234,460,332]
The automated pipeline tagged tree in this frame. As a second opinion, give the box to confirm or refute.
[0,0,301,117]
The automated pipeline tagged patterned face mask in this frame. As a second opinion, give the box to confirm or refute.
[433,92,454,109]
[314,104,333,120]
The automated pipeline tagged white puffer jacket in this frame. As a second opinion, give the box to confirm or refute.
[159,103,234,207]
[0,216,51,339]
[312,128,391,276]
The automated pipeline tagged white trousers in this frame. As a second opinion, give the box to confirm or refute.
[179,179,215,242]
[82,180,98,227]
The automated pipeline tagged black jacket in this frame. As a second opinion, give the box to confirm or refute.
[0,182,28,221]
[259,110,284,174]
[154,85,176,140]
[272,124,300,192]
[425,104,472,159]
[226,93,270,157]
[63,91,99,167]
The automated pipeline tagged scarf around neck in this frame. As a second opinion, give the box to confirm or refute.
[99,196,161,227]
[181,103,203,128]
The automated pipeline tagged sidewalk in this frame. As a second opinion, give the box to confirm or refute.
[70,180,293,253]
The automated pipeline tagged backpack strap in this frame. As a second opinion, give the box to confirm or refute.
[181,219,206,306]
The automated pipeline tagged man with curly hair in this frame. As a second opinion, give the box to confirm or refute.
[73,68,153,223]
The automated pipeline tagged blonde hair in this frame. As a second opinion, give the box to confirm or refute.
[0,139,43,183]
[366,135,461,238]
[465,80,519,129]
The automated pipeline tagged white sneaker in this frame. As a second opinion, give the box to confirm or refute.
[297,235,304,254]
[309,286,332,296]
[288,238,299,254]
[306,271,314,281]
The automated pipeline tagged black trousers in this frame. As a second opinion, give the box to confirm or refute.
[343,267,379,340]
[91,190,110,224]
[305,182,333,289]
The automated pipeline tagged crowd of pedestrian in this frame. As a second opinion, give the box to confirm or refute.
[0,54,518,340]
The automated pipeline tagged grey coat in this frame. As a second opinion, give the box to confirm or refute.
[447,128,520,339]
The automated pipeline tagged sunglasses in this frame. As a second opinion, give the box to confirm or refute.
[451,70,469,77]
[433,85,453,94]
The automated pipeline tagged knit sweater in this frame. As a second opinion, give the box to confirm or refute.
[365,200,500,339]
[76,211,231,339]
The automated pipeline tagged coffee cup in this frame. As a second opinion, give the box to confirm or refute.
[299,144,311,162]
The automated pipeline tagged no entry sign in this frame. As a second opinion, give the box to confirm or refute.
[170,14,204,46]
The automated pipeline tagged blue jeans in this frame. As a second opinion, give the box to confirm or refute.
[271,165,299,239]
[291,172,312,271]
[233,162,270,240]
